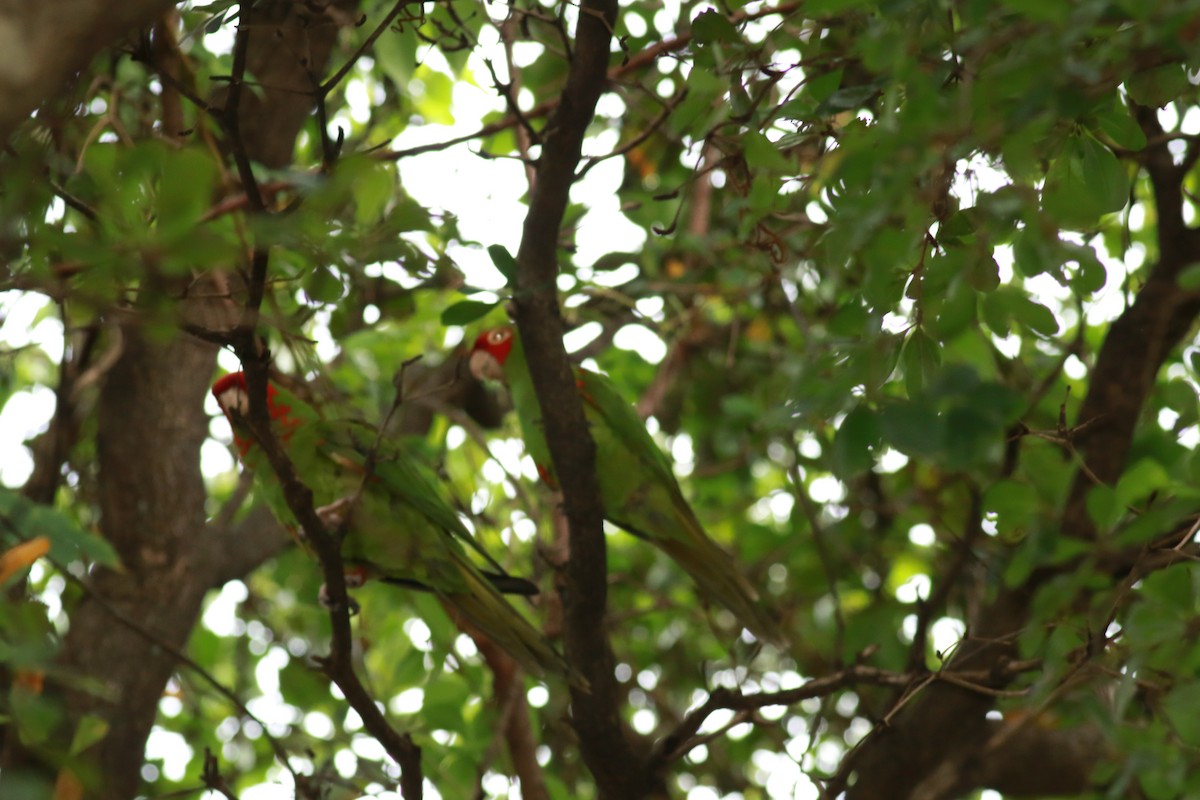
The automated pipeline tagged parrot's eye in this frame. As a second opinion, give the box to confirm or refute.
[488,329,510,345]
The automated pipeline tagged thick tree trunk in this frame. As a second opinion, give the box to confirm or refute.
[57,330,218,799]
[1,2,360,796]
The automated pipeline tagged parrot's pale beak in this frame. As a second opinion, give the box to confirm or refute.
[468,350,504,382]
[216,386,250,417]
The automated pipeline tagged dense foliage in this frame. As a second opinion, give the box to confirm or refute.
[4,0,1200,798]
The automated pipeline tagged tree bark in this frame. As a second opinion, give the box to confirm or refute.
[0,0,178,145]
[1,2,359,796]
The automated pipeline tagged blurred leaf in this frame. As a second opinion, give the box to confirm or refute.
[1042,133,1129,227]
[69,714,110,756]
[1165,682,1200,746]
[487,244,518,285]
[0,537,50,584]
[692,10,740,44]
[902,329,941,397]
[1126,64,1188,108]
[440,300,498,326]
[832,406,880,477]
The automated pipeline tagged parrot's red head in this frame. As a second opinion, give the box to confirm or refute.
[211,371,299,456]
[469,327,514,382]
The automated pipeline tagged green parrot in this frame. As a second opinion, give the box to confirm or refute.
[468,326,787,645]
[211,370,579,685]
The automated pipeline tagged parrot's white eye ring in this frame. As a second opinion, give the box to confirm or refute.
[488,329,510,345]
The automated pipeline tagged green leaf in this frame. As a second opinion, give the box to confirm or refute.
[1177,263,1200,290]
[423,675,471,731]
[440,300,498,326]
[305,267,344,304]
[158,147,218,235]
[69,714,110,756]
[1010,295,1059,336]
[1114,458,1171,509]
[928,279,977,339]
[353,162,396,226]
[831,406,880,477]
[1138,564,1195,609]
[692,10,740,44]
[1012,226,1055,278]
[487,244,518,285]
[967,253,1001,292]
[902,329,941,397]
[0,489,119,568]
[1086,483,1120,530]
[879,400,944,458]
[413,66,455,125]
[1042,133,1129,228]
[1066,243,1108,293]
[1126,64,1188,108]
[742,131,791,172]
[1165,682,1200,746]
[984,479,1038,540]
[818,84,880,114]
[1093,98,1147,151]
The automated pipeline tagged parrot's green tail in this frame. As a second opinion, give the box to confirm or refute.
[443,565,586,690]
[657,527,789,647]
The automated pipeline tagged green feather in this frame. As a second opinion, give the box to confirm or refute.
[496,333,787,646]
[218,375,580,685]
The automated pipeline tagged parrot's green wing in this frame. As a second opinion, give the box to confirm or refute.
[575,368,679,489]
[490,337,785,644]
[318,423,513,576]
[576,369,788,646]
[305,421,581,685]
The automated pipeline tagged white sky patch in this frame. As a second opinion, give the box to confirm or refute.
[876,448,909,473]
[907,523,935,546]
[614,323,667,364]
[202,437,236,480]
[991,332,1021,358]
[303,710,335,739]
[592,261,640,287]
[564,321,604,352]
[807,475,845,503]
[766,490,794,523]
[1,291,63,360]
[797,434,821,459]
[895,574,930,604]
[1180,425,1200,449]
[636,296,665,321]
[145,727,192,781]
[527,685,549,708]
[0,386,55,487]
[243,781,299,800]
[202,580,249,637]
[403,618,433,651]
[931,616,966,656]
[254,645,289,695]
[391,686,424,714]
[483,437,526,477]
[670,432,694,478]
[881,309,913,334]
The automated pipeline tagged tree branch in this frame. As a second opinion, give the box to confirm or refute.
[507,0,665,796]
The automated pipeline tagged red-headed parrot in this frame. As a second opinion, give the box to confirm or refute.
[468,327,786,645]
[211,371,579,684]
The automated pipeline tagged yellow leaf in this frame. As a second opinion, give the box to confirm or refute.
[54,768,84,800]
[13,669,45,695]
[0,536,50,583]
